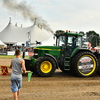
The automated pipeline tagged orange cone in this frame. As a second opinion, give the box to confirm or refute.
[1,66,9,75]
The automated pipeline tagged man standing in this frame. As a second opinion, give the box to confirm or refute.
[88,42,91,50]
[10,49,26,100]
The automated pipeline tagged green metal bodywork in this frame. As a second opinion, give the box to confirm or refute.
[30,46,62,67]
[34,46,61,59]
[70,47,79,57]
[30,57,35,67]
[67,32,83,36]
[30,46,78,67]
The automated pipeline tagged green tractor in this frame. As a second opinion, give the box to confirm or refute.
[25,30,100,77]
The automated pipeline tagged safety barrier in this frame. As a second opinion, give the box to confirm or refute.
[0,51,33,56]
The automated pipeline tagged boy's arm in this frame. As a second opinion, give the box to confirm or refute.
[10,60,12,69]
[20,59,26,73]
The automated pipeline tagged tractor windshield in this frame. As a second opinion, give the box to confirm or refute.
[57,35,66,46]
[67,35,82,47]
[57,35,82,47]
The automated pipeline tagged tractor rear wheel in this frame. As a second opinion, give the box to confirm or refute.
[35,56,56,77]
[71,51,98,77]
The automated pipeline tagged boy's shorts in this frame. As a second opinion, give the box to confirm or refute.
[11,77,22,92]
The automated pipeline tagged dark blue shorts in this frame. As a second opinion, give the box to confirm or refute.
[11,77,22,92]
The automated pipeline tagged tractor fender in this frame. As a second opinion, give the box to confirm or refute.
[71,48,94,58]
[44,53,59,69]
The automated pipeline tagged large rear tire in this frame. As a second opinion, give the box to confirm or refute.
[35,56,56,77]
[71,51,98,77]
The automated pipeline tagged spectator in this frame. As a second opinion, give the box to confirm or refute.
[10,49,26,100]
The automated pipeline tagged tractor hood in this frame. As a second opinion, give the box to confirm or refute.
[34,46,61,51]
[33,46,61,60]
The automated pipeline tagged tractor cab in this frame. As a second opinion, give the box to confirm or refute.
[55,30,83,56]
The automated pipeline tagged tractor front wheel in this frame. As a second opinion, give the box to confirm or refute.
[35,56,56,77]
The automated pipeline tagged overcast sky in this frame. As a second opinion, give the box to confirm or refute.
[0,0,100,34]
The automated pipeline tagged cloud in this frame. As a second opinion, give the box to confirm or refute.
[1,0,100,33]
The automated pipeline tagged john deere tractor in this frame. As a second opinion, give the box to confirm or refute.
[25,30,100,77]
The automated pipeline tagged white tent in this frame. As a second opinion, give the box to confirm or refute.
[0,20,49,45]
[30,24,48,43]
[0,40,6,48]
[41,35,56,46]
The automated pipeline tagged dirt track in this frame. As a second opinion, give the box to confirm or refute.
[0,59,100,100]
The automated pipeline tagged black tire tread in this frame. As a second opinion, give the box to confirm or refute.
[71,51,98,77]
[36,56,56,77]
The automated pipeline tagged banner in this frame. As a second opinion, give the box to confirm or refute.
[7,51,15,55]
[7,51,29,56]
[0,51,33,56]
[0,51,7,55]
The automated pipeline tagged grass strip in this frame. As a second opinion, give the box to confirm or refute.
[0,55,29,59]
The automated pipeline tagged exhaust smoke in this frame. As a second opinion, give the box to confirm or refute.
[2,0,54,34]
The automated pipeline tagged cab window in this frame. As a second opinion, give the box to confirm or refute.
[58,36,66,46]
[67,35,82,47]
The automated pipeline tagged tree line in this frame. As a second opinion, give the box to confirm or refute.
[79,31,100,47]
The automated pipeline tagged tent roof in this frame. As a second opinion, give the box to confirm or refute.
[0,20,49,44]
[30,25,48,43]
[0,40,5,45]
[41,35,56,46]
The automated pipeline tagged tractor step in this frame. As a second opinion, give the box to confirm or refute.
[64,56,70,70]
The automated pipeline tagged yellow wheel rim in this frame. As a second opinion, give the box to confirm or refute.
[40,61,52,73]
[77,55,96,76]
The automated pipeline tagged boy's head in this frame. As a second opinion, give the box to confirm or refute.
[15,49,21,56]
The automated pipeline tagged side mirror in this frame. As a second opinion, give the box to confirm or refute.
[62,44,65,46]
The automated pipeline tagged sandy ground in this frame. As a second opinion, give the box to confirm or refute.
[1,59,100,100]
